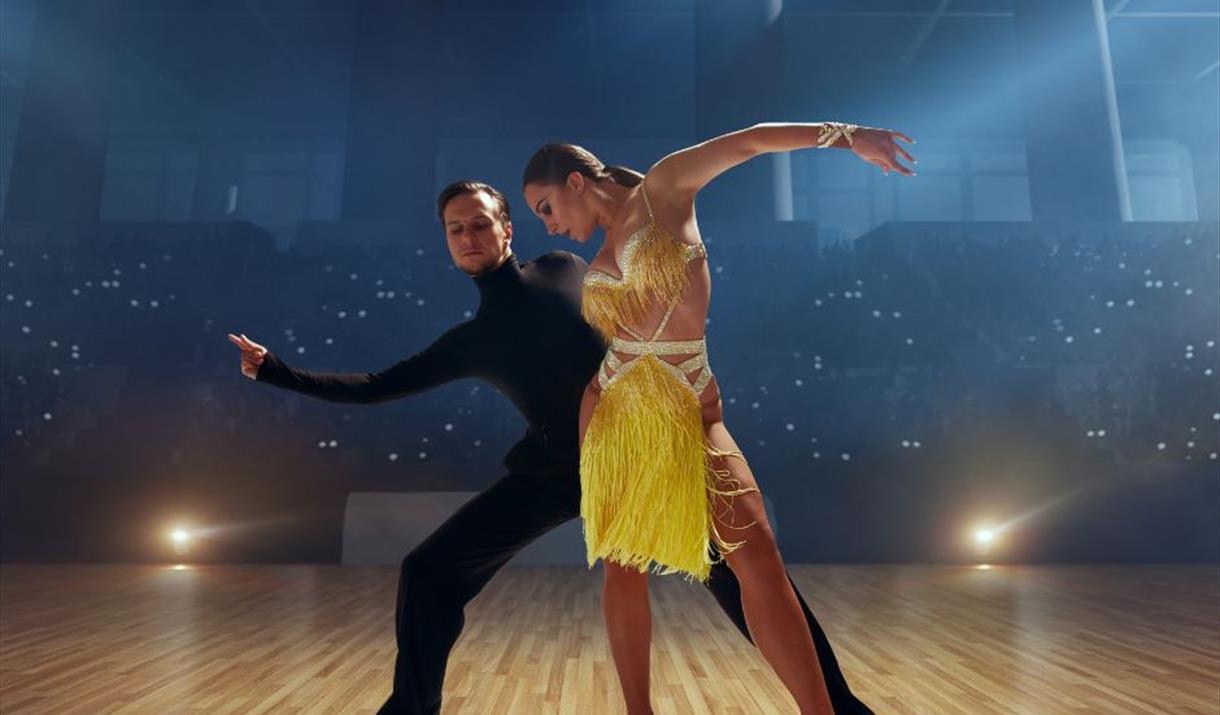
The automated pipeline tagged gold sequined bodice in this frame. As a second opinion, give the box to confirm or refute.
[581,177,712,398]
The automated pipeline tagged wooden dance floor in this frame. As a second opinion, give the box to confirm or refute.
[1,564,1216,714]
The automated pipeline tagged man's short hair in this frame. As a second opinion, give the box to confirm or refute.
[436,181,511,222]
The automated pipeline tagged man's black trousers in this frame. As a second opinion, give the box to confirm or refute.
[375,472,872,714]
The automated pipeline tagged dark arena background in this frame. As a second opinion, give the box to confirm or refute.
[1,1,1217,714]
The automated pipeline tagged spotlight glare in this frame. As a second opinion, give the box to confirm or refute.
[974,528,995,545]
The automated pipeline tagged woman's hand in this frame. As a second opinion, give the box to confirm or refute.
[227,333,268,380]
[850,127,917,177]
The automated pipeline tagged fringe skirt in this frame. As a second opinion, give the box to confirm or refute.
[579,353,756,583]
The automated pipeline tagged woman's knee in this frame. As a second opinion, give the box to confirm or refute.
[603,560,649,590]
[722,522,787,584]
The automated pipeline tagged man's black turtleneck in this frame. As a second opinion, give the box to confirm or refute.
[255,252,606,477]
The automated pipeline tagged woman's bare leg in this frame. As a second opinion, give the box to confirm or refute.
[602,560,654,714]
[707,421,836,715]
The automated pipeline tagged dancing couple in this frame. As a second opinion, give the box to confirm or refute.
[230,121,915,714]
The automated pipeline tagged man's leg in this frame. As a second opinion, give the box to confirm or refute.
[377,473,580,715]
[704,562,874,715]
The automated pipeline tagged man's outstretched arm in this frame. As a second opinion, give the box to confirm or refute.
[229,325,475,405]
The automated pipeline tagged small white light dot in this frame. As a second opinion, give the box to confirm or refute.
[841,452,851,461]
[419,451,428,459]
[1157,442,1167,451]
[297,347,306,354]
[389,453,399,461]
[42,413,52,421]
[444,423,454,431]
[785,423,795,431]
[349,273,358,280]
[794,379,803,386]
[328,439,338,448]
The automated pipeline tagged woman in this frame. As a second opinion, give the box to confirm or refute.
[522,122,915,714]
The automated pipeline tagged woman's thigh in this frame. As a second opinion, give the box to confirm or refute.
[704,421,780,564]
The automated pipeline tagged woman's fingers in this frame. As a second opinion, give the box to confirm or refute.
[895,143,917,164]
[892,131,915,144]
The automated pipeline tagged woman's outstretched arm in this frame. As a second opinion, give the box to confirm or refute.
[648,122,917,199]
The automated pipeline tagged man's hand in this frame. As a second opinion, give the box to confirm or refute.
[227,333,268,380]
[850,127,917,177]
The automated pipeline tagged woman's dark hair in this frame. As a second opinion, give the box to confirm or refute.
[436,180,511,222]
[522,143,642,190]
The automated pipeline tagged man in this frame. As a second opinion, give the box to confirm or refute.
[227,181,872,715]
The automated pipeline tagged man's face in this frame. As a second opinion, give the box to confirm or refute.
[443,191,513,276]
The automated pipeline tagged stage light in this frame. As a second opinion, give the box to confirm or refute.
[169,526,192,557]
[974,528,995,546]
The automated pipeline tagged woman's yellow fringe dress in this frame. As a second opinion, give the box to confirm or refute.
[580,178,756,584]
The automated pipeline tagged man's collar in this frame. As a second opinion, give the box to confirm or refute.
[472,253,523,305]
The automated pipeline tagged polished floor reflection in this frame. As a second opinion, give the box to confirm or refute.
[1,564,1216,714]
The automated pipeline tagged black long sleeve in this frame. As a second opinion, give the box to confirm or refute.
[248,252,604,477]
[254,323,475,404]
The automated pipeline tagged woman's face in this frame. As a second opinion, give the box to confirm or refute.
[523,172,596,244]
